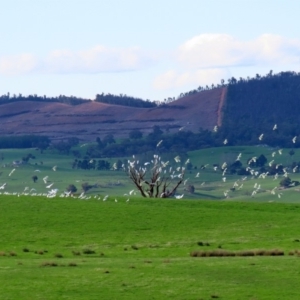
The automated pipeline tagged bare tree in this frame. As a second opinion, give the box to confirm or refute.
[125,154,185,198]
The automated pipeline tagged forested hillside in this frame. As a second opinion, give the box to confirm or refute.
[218,71,300,147]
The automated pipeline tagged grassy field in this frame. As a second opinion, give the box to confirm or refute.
[1,145,300,202]
[1,196,300,299]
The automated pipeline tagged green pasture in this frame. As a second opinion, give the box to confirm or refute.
[0,145,300,202]
[1,196,300,299]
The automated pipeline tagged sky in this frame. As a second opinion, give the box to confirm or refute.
[1,0,300,101]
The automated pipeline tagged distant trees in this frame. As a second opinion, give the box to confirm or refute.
[95,93,156,108]
[0,93,89,106]
[280,177,292,187]
[81,182,93,193]
[67,184,77,194]
[0,135,50,149]
[129,129,143,139]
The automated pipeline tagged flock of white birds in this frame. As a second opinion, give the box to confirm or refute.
[0,123,298,201]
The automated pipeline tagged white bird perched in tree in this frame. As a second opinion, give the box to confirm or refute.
[278,193,283,198]
[9,169,16,176]
[213,166,218,171]
[195,172,200,177]
[273,173,279,180]
[292,136,297,144]
[222,177,226,182]
[80,143,88,147]
[46,183,54,189]
[268,160,274,167]
[103,195,109,201]
[179,126,185,131]
[52,166,57,171]
[213,125,218,132]
[112,162,117,170]
[175,194,184,199]
[293,166,298,173]
[0,183,6,189]
[201,181,205,186]
[184,179,189,185]
[258,133,264,141]
[273,124,277,130]
[185,159,190,165]
[34,169,41,172]
[278,149,283,155]
[126,198,130,202]
[271,151,276,157]
[156,140,163,147]
[221,162,227,169]
[129,189,135,195]
[223,139,228,145]
[162,161,169,168]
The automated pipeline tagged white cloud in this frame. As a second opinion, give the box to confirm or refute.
[0,54,37,75]
[45,46,156,73]
[153,68,230,90]
[0,46,157,75]
[153,34,300,91]
[178,34,300,69]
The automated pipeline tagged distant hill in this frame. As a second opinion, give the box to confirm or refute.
[1,70,300,148]
[0,88,224,141]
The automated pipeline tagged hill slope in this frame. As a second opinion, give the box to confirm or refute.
[0,88,225,141]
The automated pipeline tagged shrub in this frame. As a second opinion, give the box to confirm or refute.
[83,248,95,255]
[40,262,58,267]
[68,262,77,267]
[54,253,63,258]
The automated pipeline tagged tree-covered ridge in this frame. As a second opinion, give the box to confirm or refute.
[218,71,300,147]
[0,92,158,108]
[0,93,90,106]
[95,93,157,108]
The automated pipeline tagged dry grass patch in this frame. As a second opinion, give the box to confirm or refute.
[191,249,285,257]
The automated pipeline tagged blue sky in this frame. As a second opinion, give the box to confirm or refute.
[1,0,300,101]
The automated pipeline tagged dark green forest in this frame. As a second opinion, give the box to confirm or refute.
[219,71,300,148]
